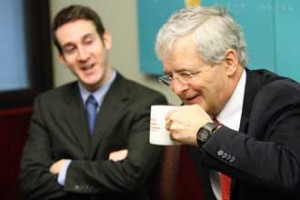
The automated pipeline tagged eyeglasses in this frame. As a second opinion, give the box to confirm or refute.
[158,65,211,86]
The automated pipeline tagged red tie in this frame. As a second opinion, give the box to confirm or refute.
[220,173,231,200]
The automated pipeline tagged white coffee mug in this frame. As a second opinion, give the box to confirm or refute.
[149,105,181,145]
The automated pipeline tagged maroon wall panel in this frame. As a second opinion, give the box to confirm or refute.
[0,107,32,200]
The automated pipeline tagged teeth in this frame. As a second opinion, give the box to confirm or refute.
[83,64,92,69]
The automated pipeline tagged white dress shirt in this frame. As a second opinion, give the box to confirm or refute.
[210,69,246,200]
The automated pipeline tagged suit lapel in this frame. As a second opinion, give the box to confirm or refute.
[63,83,91,155]
[239,69,262,133]
[232,69,263,191]
[90,73,129,157]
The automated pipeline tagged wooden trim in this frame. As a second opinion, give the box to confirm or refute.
[0,0,53,110]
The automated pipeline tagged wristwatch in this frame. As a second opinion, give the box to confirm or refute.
[197,122,221,146]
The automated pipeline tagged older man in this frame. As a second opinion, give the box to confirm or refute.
[155,6,300,200]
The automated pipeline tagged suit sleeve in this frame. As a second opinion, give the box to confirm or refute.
[64,93,168,194]
[200,80,300,192]
[20,96,67,199]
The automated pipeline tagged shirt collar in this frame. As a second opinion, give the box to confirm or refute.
[79,69,117,107]
[216,69,246,131]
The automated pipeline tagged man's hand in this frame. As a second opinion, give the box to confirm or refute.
[50,159,68,175]
[109,149,128,162]
[166,104,212,145]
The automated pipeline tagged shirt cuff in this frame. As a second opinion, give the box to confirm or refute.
[57,160,72,186]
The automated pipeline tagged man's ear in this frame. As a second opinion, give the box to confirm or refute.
[102,31,112,50]
[224,49,239,76]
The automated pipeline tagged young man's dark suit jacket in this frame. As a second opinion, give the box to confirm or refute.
[188,69,300,200]
[20,72,168,200]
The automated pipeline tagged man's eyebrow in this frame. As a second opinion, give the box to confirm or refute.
[82,33,95,40]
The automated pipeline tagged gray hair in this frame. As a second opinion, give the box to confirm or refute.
[155,6,248,67]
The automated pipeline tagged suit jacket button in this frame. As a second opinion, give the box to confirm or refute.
[90,186,94,191]
[226,154,231,161]
[217,150,224,156]
[229,156,236,163]
[222,152,228,159]
[84,185,89,191]
[74,185,80,190]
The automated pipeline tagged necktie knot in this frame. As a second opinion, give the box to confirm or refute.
[86,95,98,134]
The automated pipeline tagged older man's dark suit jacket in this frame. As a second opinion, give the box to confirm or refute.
[189,69,300,200]
[20,72,168,200]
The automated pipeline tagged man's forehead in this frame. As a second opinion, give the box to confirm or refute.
[56,20,96,44]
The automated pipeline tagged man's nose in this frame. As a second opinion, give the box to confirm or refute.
[76,46,89,61]
[170,79,188,95]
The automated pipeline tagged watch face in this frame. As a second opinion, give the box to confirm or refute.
[197,122,219,145]
[199,129,210,142]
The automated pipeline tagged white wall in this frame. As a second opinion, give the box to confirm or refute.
[50,0,180,105]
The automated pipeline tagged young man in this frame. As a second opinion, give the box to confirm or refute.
[155,6,300,200]
[20,5,167,199]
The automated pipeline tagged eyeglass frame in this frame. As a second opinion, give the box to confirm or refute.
[158,64,212,86]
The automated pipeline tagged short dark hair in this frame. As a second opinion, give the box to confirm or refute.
[52,5,106,54]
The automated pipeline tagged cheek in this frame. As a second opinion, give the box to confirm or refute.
[62,55,77,67]
[193,79,216,103]
[94,48,107,64]
[191,78,210,93]
[67,62,79,73]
